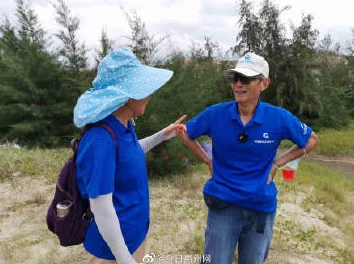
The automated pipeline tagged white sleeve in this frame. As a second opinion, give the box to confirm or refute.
[89,194,137,264]
[138,124,176,153]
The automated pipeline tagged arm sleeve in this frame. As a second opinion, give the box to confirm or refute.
[138,124,175,153]
[90,194,137,264]
[76,129,116,198]
[186,107,212,140]
[283,110,313,148]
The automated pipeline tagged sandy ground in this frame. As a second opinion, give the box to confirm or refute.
[0,155,353,263]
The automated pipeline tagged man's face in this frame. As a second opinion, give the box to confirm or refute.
[230,74,269,104]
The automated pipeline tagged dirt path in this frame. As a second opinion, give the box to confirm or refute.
[304,154,354,178]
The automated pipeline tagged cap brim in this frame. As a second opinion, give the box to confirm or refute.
[226,68,260,77]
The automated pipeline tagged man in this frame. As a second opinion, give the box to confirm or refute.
[177,52,319,264]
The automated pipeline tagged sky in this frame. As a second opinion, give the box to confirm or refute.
[0,0,353,64]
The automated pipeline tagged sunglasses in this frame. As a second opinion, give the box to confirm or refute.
[238,132,248,143]
[229,74,264,85]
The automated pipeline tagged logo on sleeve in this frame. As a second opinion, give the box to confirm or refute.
[301,123,308,135]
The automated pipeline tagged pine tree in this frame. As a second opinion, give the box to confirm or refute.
[52,0,87,72]
[15,0,45,49]
[231,0,263,55]
[123,9,168,65]
[346,29,354,116]
[95,28,114,66]
[0,1,79,146]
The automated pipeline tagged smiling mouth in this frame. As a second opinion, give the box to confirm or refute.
[234,90,246,94]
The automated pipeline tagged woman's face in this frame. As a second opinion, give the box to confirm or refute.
[129,96,151,118]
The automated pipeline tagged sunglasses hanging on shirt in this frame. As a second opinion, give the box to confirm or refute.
[238,132,248,143]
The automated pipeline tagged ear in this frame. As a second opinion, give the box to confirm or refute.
[260,78,270,92]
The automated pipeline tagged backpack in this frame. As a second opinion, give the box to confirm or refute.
[46,122,117,247]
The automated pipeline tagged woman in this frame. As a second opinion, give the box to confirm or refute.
[74,47,185,264]
[177,52,319,264]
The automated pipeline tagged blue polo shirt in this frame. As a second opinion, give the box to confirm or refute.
[187,101,312,213]
[76,115,149,260]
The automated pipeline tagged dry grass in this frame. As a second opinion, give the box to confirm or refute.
[1,146,354,263]
[148,166,209,257]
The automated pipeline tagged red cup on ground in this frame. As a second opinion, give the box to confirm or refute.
[281,169,295,181]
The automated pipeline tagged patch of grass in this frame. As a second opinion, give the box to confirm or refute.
[0,147,71,182]
[274,215,319,252]
[27,192,47,206]
[314,121,354,156]
[296,162,354,213]
[275,161,354,263]
[148,166,207,257]
[0,243,14,263]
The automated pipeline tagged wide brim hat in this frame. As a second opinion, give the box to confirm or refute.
[73,47,173,127]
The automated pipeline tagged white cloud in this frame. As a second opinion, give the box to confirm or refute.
[1,0,353,63]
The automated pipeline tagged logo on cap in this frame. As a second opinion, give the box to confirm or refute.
[240,54,253,65]
[244,55,251,61]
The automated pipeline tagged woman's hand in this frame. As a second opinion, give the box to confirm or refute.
[163,115,187,139]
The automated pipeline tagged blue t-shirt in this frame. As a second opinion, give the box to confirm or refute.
[186,101,312,213]
[76,115,149,260]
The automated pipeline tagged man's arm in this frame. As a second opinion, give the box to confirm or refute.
[268,132,319,183]
[177,124,212,173]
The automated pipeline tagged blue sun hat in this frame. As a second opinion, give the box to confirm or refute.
[73,47,173,127]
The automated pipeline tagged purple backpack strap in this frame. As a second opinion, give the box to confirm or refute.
[73,122,118,160]
[97,123,117,146]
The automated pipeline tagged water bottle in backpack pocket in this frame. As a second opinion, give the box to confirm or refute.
[56,200,73,218]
